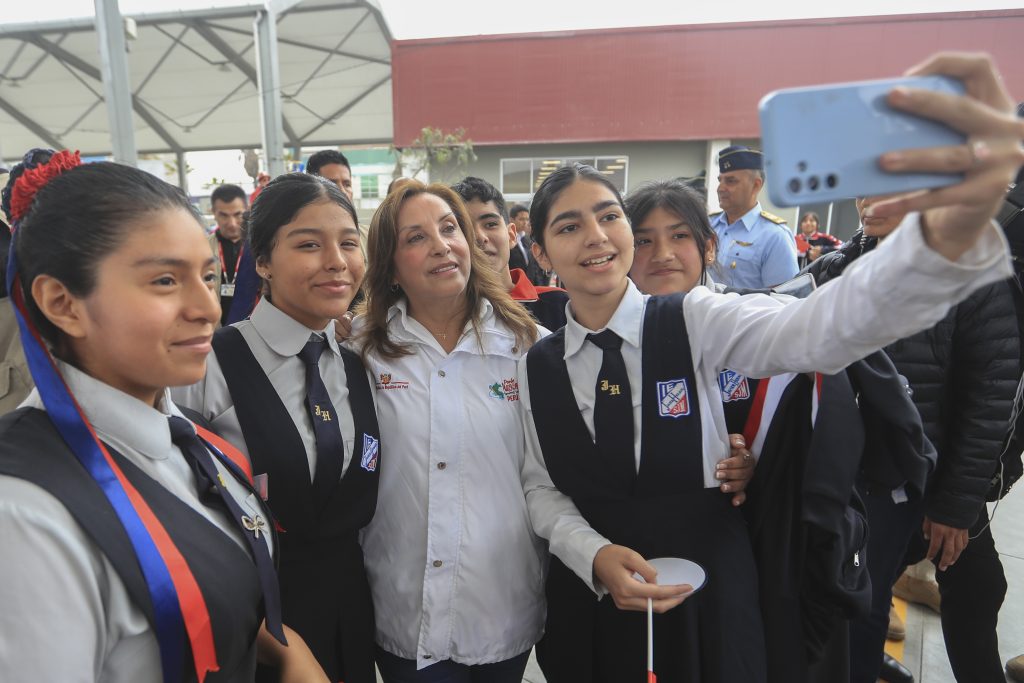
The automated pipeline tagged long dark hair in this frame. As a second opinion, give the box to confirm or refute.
[13,159,202,345]
[625,179,719,287]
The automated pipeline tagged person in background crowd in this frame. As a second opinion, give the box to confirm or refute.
[0,151,327,682]
[517,51,1022,683]
[176,172,378,683]
[307,150,354,201]
[509,202,548,286]
[795,212,842,268]
[452,176,569,330]
[805,193,1021,683]
[250,171,271,204]
[711,146,798,288]
[210,183,249,326]
[1,161,32,414]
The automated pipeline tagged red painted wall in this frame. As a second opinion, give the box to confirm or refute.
[392,11,1024,147]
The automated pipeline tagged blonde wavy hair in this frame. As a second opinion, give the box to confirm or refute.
[355,181,538,360]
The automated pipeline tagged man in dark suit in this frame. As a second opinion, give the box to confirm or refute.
[508,203,548,286]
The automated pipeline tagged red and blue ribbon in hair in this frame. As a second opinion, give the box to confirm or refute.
[4,151,219,683]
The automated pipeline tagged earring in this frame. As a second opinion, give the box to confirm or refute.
[390,283,400,293]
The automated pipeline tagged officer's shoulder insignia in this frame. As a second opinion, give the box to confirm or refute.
[760,210,787,225]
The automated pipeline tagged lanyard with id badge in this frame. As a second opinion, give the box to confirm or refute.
[218,240,243,298]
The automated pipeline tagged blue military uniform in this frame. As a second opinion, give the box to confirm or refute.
[711,146,798,289]
[712,204,798,289]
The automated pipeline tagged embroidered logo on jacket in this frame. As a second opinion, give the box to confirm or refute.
[360,434,380,472]
[718,369,750,403]
[656,378,691,418]
[376,372,410,390]
[488,378,520,402]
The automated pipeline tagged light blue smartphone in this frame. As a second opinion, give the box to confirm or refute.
[758,75,967,207]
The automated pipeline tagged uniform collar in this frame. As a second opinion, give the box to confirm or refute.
[563,280,645,359]
[508,268,538,302]
[25,360,187,461]
[248,297,340,358]
[715,202,763,233]
[385,297,521,358]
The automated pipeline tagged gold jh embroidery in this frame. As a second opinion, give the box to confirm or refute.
[242,514,267,539]
[314,405,332,422]
[600,379,622,396]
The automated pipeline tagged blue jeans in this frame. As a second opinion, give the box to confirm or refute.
[375,647,531,683]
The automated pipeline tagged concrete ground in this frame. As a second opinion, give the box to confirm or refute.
[888,492,1024,683]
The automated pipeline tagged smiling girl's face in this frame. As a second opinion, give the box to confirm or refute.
[535,178,634,307]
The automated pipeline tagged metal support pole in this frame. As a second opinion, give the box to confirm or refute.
[254,9,285,178]
[176,151,189,194]
[94,0,138,165]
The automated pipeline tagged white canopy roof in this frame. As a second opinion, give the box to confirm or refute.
[0,0,393,159]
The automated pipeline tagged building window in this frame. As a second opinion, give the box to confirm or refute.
[500,156,629,197]
[501,159,532,194]
[359,174,380,199]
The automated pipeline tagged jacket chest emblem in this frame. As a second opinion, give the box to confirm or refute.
[719,369,750,403]
[656,378,691,418]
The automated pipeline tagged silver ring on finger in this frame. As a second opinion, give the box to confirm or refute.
[968,139,991,167]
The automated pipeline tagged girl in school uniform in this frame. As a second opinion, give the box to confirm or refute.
[518,52,1023,683]
[0,152,321,682]
[174,172,379,683]
[350,181,543,683]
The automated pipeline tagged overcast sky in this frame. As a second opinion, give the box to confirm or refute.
[0,0,1019,38]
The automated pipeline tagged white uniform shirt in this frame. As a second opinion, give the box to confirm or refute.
[520,213,1011,594]
[173,298,359,481]
[353,299,546,669]
[0,361,268,682]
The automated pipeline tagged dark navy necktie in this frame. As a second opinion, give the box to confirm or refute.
[297,337,345,510]
[587,330,636,484]
[167,415,285,643]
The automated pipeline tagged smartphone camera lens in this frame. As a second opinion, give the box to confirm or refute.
[797,161,807,172]
[826,174,838,188]
[788,178,801,194]
[807,175,820,191]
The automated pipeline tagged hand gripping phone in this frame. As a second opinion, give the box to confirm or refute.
[758,75,967,207]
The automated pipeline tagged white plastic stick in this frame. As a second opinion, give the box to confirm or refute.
[647,597,654,676]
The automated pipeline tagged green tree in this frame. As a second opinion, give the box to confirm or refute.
[395,127,477,184]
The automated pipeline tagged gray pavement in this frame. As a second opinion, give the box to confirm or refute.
[903,492,1024,683]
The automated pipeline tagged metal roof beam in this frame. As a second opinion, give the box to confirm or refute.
[300,73,390,140]
[204,21,390,65]
[25,34,184,154]
[190,18,301,147]
[0,6,264,38]
[0,93,62,148]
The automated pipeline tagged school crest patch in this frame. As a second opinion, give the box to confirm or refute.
[718,369,750,403]
[656,378,691,418]
[360,433,380,472]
